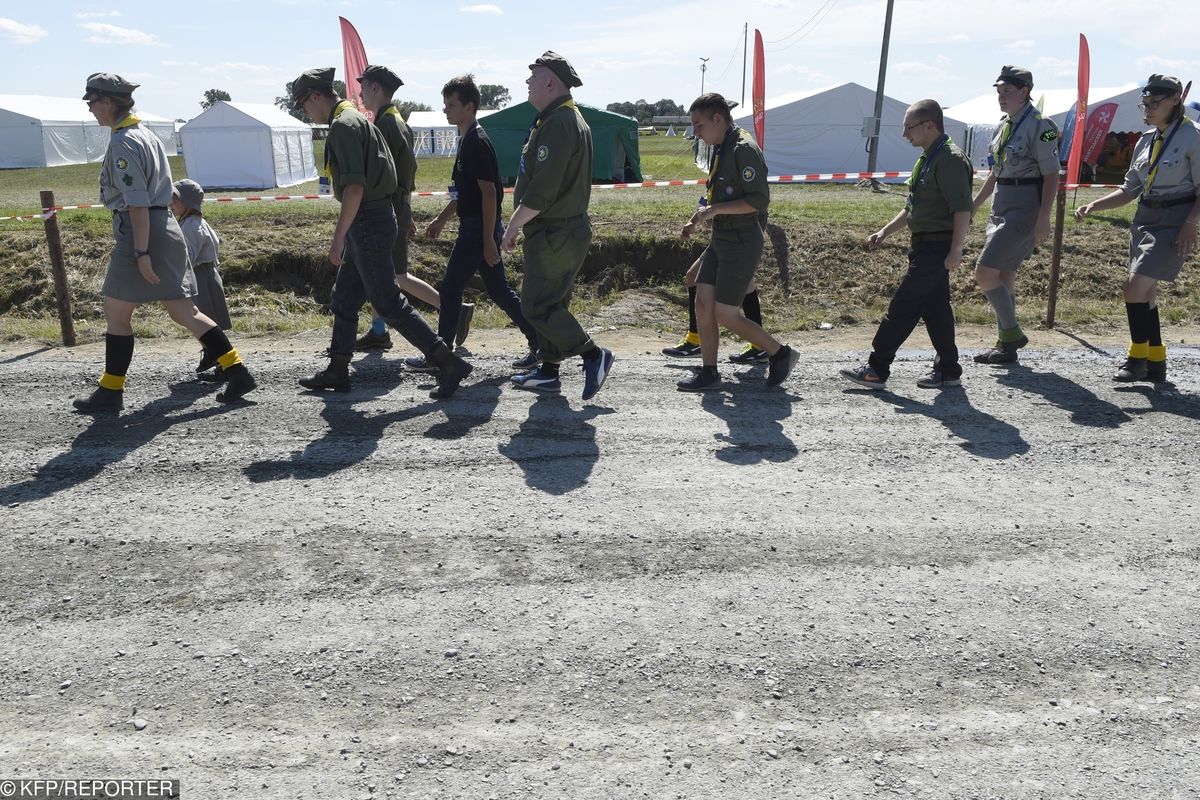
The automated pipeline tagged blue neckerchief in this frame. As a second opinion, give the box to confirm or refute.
[996,103,1035,167]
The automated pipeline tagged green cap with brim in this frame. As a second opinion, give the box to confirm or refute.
[529,51,582,89]
[82,72,139,100]
[357,65,403,93]
[1142,74,1183,96]
[994,65,1033,89]
[290,67,336,104]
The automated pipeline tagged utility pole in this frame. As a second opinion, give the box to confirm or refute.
[866,0,895,187]
[740,23,748,108]
[700,57,710,95]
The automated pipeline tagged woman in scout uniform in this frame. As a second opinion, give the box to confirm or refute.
[971,65,1060,365]
[675,92,796,392]
[169,179,232,380]
[1075,74,1199,383]
[73,73,256,412]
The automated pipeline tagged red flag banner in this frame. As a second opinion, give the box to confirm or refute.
[1080,102,1118,165]
[752,29,765,147]
[339,16,370,118]
[1065,33,1089,188]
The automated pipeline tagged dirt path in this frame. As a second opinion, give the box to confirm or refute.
[2,326,1198,799]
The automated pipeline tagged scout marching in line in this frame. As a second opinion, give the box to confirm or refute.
[71,56,1199,412]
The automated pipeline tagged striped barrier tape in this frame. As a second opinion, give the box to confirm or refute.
[1,175,1125,222]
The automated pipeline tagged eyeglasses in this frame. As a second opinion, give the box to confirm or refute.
[903,120,929,133]
[294,91,315,109]
[1138,97,1167,112]
[84,96,104,108]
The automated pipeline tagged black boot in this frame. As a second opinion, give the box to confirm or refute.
[197,347,219,374]
[427,341,473,399]
[72,386,123,413]
[217,364,258,402]
[300,354,351,392]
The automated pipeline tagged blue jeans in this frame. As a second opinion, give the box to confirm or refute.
[437,215,538,348]
[329,203,440,357]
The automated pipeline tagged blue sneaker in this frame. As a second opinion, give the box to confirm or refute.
[581,347,614,400]
[511,365,561,393]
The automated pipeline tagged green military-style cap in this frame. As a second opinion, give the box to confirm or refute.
[357,65,403,93]
[994,65,1033,89]
[529,51,582,89]
[290,67,336,103]
[1142,74,1183,96]
[82,72,139,100]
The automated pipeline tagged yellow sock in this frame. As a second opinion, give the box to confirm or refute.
[1127,341,1149,359]
[216,349,243,369]
[684,331,700,346]
[1148,344,1167,362]
[98,372,126,390]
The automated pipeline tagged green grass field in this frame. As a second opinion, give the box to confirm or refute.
[3,133,1182,345]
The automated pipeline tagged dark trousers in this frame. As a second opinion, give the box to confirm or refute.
[868,238,960,380]
[329,204,440,357]
[437,215,538,347]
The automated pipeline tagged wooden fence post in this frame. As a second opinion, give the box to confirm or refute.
[40,190,77,346]
[1045,175,1067,329]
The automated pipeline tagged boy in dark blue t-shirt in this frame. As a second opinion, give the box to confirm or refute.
[409,74,540,372]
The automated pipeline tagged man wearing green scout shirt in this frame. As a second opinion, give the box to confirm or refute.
[290,67,471,399]
[841,99,973,390]
[502,51,614,401]
[353,65,474,355]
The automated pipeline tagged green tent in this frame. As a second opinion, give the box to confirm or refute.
[481,101,642,185]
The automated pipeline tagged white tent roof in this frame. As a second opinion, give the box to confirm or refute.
[945,85,1139,126]
[0,94,176,168]
[182,101,311,130]
[404,108,498,156]
[180,100,315,189]
[730,82,970,177]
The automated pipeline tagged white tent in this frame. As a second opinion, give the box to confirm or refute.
[944,85,1142,167]
[0,94,177,168]
[406,109,498,156]
[728,82,969,178]
[180,101,316,189]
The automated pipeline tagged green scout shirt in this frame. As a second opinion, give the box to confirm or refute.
[376,106,417,204]
[989,101,1060,179]
[707,125,769,230]
[905,135,973,234]
[514,95,592,220]
[324,100,397,203]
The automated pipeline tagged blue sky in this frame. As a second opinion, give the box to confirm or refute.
[2,0,1197,121]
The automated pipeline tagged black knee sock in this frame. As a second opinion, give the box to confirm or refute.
[105,333,135,377]
[687,286,698,335]
[1148,305,1162,347]
[1125,302,1151,344]
[742,289,762,326]
[199,326,244,370]
[541,362,560,377]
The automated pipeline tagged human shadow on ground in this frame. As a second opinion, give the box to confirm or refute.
[0,380,233,505]
[1114,383,1200,422]
[497,393,615,495]
[243,364,460,483]
[0,346,53,365]
[858,385,1030,460]
[699,371,800,465]
[992,363,1131,428]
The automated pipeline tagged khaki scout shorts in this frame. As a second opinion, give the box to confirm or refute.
[1129,201,1192,282]
[977,182,1041,272]
[697,223,764,306]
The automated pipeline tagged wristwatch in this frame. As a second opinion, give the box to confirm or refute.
[134,248,150,258]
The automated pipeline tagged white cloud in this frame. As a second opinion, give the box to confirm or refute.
[80,22,165,47]
[760,0,793,7]
[1135,56,1200,74]
[944,33,970,43]
[1033,56,1075,79]
[202,61,274,73]
[0,17,48,44]
[74,10,121,19]
[1005,39,1034,52]
[894,61,950,81]
[776,64,830,83]
[460,3,502,13]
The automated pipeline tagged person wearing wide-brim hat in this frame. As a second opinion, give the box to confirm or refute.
[73,72,256,412]
[169,178,232,377]
[1075,74,1200,383]
[971,65,1061,366]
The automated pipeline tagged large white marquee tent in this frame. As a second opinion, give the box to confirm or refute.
[0,95,177,168]
[729,83,969,178]
[180,101,316,189]
[406,109,498,157]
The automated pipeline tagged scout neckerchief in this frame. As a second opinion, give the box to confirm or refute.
[521,97,579,175]
[322,100,355,179]
[704,126,739,207]
[908,134,949,194]
[995,103,1034,168]
[1143,117,1185,194]
[111,113,141,132]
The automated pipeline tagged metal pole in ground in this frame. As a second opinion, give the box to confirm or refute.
[40,190,77,346]
[1045,174,1067,329]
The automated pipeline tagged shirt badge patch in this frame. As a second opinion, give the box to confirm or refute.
[1040,130,1058,142]
[122,174,133,187]
[116,158,128,170]
[742,166,756,181]
[537,145,549,162]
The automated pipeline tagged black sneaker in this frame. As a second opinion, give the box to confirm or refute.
[403,356,440,373]
[840,364,886,390]
[455,303,474,347]
[1146,360,1168,383]
[198,366,227,383]
[300,363,351,392]
[217,365,257,402]
[729,344,769,364]
[354,331,393,351]
[677,368,720,392]
[766,345,799,387]
[662,338,702,358]
[511,349,540,370]
[72,386,123,412]
[916,370,962,389]
[196,348,219,373]
[581,348,615,400]
[1113,357,1148,382]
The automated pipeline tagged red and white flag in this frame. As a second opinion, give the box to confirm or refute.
[1065,33,1090,188]
[339,16,370,117]
[752,29,766,148]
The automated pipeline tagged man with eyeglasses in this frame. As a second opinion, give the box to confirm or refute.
[841,99,973,390]
[970,65,1060,365]
[289,67,472,399]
